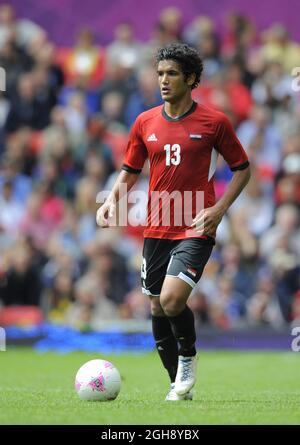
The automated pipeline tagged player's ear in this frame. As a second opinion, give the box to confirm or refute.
[187,73,196,88]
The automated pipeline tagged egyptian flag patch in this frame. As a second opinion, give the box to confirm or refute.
[187,267,197,277]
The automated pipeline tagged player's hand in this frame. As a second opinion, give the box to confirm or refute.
[191,205,224,236]
[96,200,116,228]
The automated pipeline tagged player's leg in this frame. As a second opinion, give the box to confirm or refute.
[150,295,178,385]
[160,277,198,396]
[141,238,179,389]
[160,237,214,395]
[159,278,196,399]
[150,293,193,401]
[160,276,196,356]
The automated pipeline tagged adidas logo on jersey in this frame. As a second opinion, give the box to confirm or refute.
[147,133,158,141]
[190,134,202,139]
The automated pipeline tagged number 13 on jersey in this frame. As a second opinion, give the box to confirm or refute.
[164,144,181,166]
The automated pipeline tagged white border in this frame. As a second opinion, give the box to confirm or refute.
[141,287,160,297]
[165,273,196,289]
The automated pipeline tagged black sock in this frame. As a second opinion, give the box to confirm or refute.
[167,306,196,357]
[152,315,178,383]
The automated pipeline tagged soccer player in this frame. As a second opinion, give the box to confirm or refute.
[96,43,250,401]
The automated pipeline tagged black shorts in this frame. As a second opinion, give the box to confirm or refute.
[141,237,215,297]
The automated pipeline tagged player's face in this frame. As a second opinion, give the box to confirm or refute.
[157,60,194,103]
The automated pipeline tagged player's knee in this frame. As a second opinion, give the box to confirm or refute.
[160,292,184,317]
[150,297,164,316]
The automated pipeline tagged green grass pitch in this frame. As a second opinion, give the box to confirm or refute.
[1,348,300,425]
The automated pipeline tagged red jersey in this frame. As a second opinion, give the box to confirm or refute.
[122,101,249,239]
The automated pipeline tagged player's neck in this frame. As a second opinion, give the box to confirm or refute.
[164,96,194,119]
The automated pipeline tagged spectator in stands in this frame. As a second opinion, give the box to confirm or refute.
[59,73,99,116]
[0,4,44,51]
[0,154,32,203]
[0,4,15,50]
[182,16,215,48]
[196,23,222,80]
[100,90,127,130]
[260,24,300,73]
[74,176,100,247]
[86,240,131,305]
[157,7,183,43]
[121,286,151,320]
[275,150,300,205]
[0,36,30,98]
[237,104,283,175]
[247,274,284,327]
[5,72,52,132]
[209,273,246,329]
[33,41,64,95]
[260,204,300,259]
[229,166,274,237]
[57,27,105,88]
[0,179,25,237]
[252,61,294,110]
[220,242,259,301]
[42,240,80,290]
[222,12,257,60]
[63,91,88,144]
[269,247,299,322]
[46,269,75,323]
[64,275,118,330]
[20,187,59,249]
[124,66,161,128]
[106,22,143,71]
[0,241,41,306]
[291,291,300,327]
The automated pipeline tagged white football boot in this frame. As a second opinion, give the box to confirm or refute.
[165,383,193,401]
[174,355,198,395]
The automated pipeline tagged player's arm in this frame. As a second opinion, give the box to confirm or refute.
[96,116,148,228]
[192,113,251,236]
[96,169,139,228]
[191,165,250,235]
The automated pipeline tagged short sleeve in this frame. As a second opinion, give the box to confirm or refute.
[122,116,148,174]
[214,113,249,171]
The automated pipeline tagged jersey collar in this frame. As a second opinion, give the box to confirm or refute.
[162,101,197,122]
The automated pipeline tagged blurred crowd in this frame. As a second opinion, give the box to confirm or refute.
[0,4,299,331]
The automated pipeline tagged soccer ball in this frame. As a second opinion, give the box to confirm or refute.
[75,359,121,401]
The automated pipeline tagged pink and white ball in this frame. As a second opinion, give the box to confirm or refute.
[75,359,121,401]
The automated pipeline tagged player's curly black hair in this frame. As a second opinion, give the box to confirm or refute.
[155,43,203,90]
